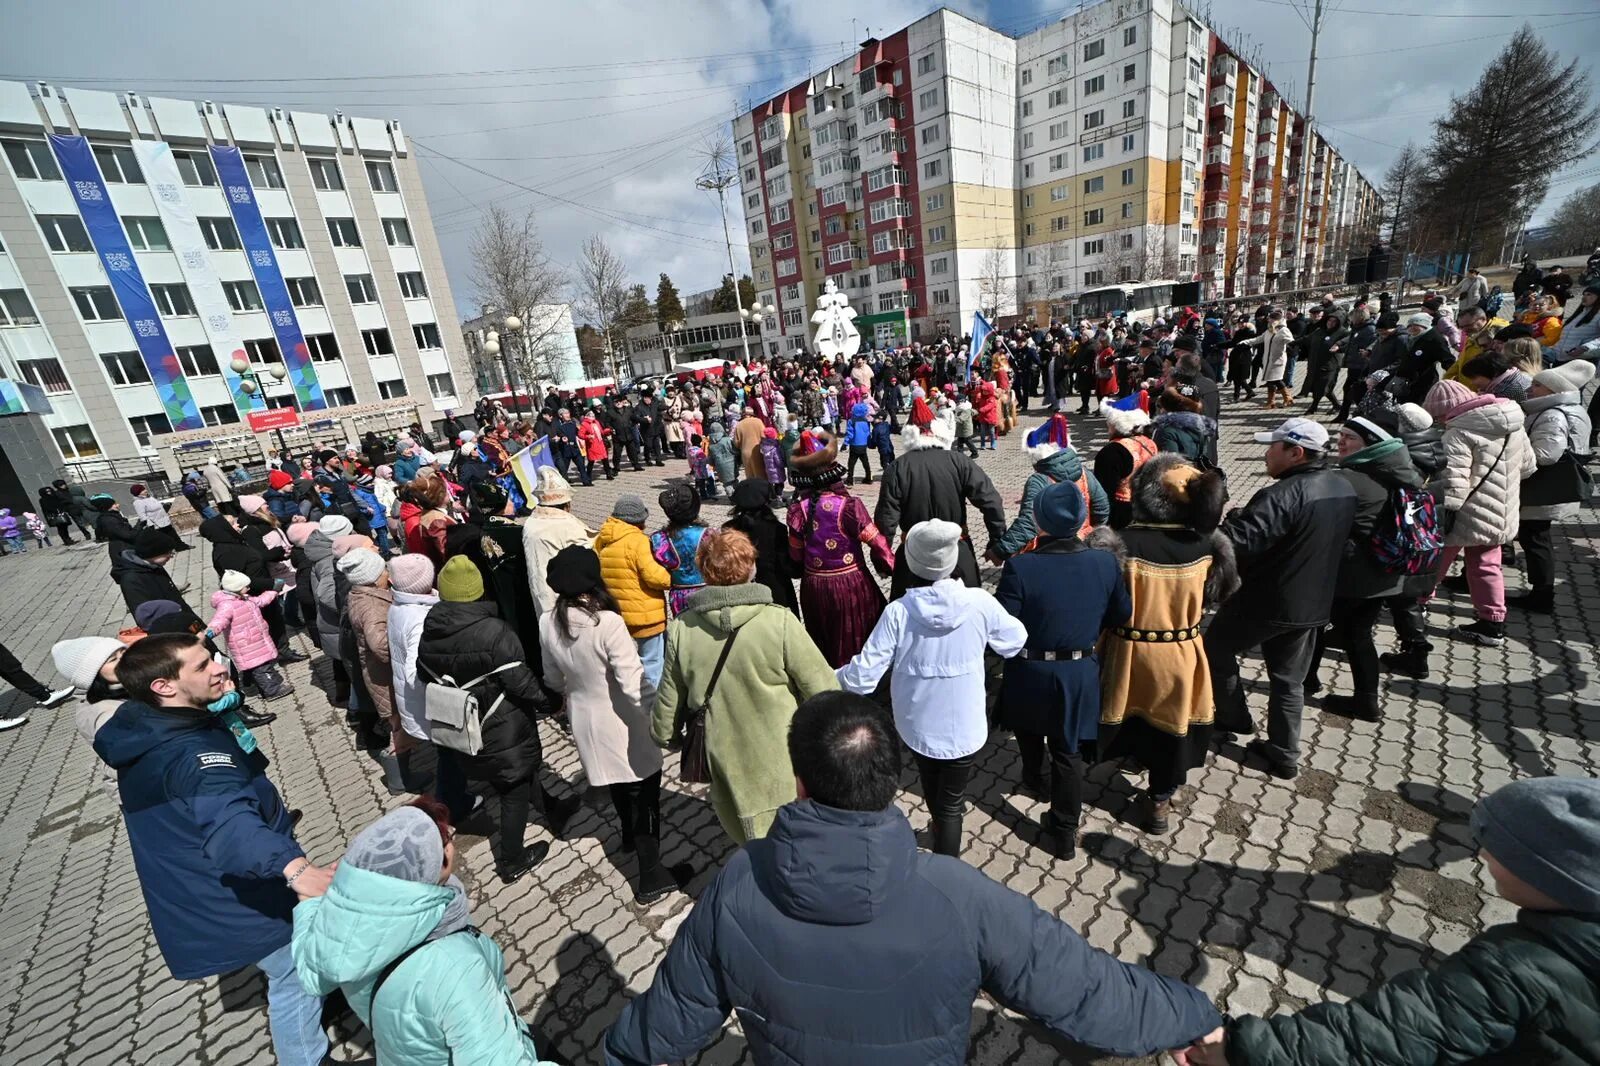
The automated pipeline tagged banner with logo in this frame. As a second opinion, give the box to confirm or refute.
[131,141,261,415]
[209,145,326,410]
[48,134,204,430]
[966,310,993,381]
[510,436,557,502]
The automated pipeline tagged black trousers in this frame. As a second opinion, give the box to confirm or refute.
[913,751,975,857]
[53,521,76,544]
[847,445,872,483]
[1386,593,1429,647]
[609,771,665,879]
[1308,598,1386,699]
[0,641,49,702]
[1517,519,1555,591]
[1016,732,1084,831]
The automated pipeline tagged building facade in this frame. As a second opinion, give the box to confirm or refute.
[625,311,762,372]
[461,302,583,396]
[0,79,472,475]
[732,1,1381,350]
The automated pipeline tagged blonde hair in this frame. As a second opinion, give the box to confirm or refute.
[1501,336,1544,373]
[407,470,449,510]
[697,528,757,586]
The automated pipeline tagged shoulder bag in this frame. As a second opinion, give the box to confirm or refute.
[420,661,521,755]
[675,626,743,785]
[1520,409,1593,507]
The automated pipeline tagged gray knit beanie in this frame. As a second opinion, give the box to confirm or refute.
[1472,776,1600,912]
[612,494,648,526]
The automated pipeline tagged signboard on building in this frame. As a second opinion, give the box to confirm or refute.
[248,408,302,432]
[855,309,911,349]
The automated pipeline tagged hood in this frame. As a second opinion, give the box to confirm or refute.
[117,549,163,573]
[754,800,917,925]
[1343,438,1423,489]
[302,530,334,564]
[293,863,456,992]
[1034,447,1084,479]
[901,579,968,633]
[92,700,211,770]
[391,589,439,609]
[1154,411,1217,435]
[1523,391,1582,418]
[707,421,725,441]
[850,402,869,419]
[593,515,645,553]
[1449,396,1525,439]
[682,582,774,635]
[198,515,243,544]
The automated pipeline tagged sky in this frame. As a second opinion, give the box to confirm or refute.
[3,0,1597,321]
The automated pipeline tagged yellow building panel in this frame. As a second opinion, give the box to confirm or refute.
[949,182,1018,249]
[1017,158,1152,235]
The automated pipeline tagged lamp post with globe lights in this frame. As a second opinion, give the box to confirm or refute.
[232,355,292,458]
[479,313,525,416]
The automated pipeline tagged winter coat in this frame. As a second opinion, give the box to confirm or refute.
[845,402,872,447]
[1521,391,1594,522]
[723,507,801,616]
[416,600,548,790]
[876,435,1008,596]
[1219,462,1358,628]
[1152,412,1218,461]
[202,462,234,505]
[995,448,1108,557]
[199,515,275,594]
[707,422,738,484]
[522,508,593,618]
[1399,329,1456,405]
[1434,398,1537,547]
[1402,426,1445,477]
[578,417,608,461]
[388,589,439,742]
[93,702,302,980]
[346,584,395,721]
[733,416,767,479]
[953,405,975,439]
[97,509,140,570]
[539,608,661,787]
[132,494,172,529]
[263,488,299,525]
[602,800,1222,1066]
[114,551,204,631]
[293,864,557,1066]
[836,579,1027,760]
[651,583,838,843]
[1332,440,1429,601]
[72,690,122,801]
[1242,324,1294,383]
[208,588,279,670]
[304,531,344,659]
[351,486,386,531]
[1230,911,1600,1066]
[593,517,672,639]
[392,452,423,485]
[240,515,295,588]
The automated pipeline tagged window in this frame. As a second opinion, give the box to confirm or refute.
[92,144,143,184]
[772,202,792,224]
[1124,25,1138,46]
[1122,133,1137,153]
[151,283,194,317]
[772,231,795,250]
[382,218,413,247]
[3,139,60,180]
[246,338,282,365]
[1047,55,1070,76]
[750,218,765,235]
[1024,222,1034,237]
[72,286,120,321]
[1119,265,1135,282]
[745,192,760,209]
[1084,110,1105,130]
[173,150,218,187]
[783,282,800,301]
[327,218,362,247]
[51,425,101,459]
[1021,68,1033,86]
[376,378,407,400]
[1048,89,1066,109]
[1021,100,1033,117]
[362,328,394,356]
[397,271,428,299]
[127,413,173,447]
[100,349,150,386]
[175,344,220,376]
[919,88,939,109]
[307,156,344,191]
[427,372,457,401]
[1049,121,1071,141]
[1084,176,1104,194]
[223,280,263,312]
[931,256,949,275]
[1022,132,1034,149]
[345,274,378,304]
[1121,201,1135,219]
[1084,143,1105,163]
[285,276,322,307]
[37,215,93,253]
[366,160,399,193]
[324,386,357,406]
[21,357,71,393]
[265,217,303,250]
[1084,269,1105,285]
[1084,208,1105,226]
[1181,191,1196,215]
[1049,153,1068,172]
[1124,63,1137,82]
[122,217,170,252]
[1051,216,1068,232]
[199,216,241,251]
[1082,239,1105,255]
[1120,232,1135,249]
[931,288,951,306]
[1051,184,1069,201]
[0,289,40,326]
[304,334,341,363]
[920,124,942,146]
[1023,162,1034,179]
[1122,167,1136,186]
[924,159,943,180]
[1084,75,1105,96]
[917,54,936,76]
[201,403,241,427]
[244,154,284,189]
[1083,39,1105,61]
[1122,99,1137,119]
[776,256,798,277]
[927,225,948,244]
[413,322,443,350]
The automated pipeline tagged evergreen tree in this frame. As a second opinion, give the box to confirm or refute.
[655,273,685,329]
[738,274,758,310]
[710,273,739,313]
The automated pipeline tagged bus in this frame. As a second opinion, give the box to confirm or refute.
[1069,280,1200,321]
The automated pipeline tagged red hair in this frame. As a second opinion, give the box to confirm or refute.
[408,795,453,848]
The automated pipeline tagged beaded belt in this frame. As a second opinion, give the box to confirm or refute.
[1016,647,1095,661]
[1113,625,1202,642]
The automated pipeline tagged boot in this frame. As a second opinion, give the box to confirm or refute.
[542,790,581,839]
[633,833,693,905]
[1452,618,1505,647]
[1040,811,1076,859]
[1144,796,1171,835]
[1379,641,1432,680]
[254,663,294,702]
[1324,693,1382,722]
[1507,586,1555,614]
[929,813,964,858]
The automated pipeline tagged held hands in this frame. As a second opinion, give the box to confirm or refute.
[1171,1026,1228,1066]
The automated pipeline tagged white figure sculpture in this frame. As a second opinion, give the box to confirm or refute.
[810,278,861,360]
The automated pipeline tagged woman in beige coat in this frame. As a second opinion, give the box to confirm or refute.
[539,545,689,905]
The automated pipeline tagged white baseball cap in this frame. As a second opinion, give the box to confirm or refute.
[1254,417,1329,452]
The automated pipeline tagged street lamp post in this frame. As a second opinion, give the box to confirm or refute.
[479,314,524,416]
[232,357,291,459]
[741,301,777,360]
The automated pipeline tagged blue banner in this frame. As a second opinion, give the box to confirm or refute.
[49,134,204,431]
[210,145,326,410]
[966,310,993,381]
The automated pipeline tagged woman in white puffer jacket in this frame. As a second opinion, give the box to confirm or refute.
[1511,361,1596,614]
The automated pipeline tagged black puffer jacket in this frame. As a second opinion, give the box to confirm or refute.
[875,437,1007,596]
[96,509,139,570]
[416,599,548,789]
[1218,461,1357,627]
[1332,440,1431,601]
[114,551,204,630]
[198,516,273,594]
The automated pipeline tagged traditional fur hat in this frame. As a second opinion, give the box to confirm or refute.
[1131,453,1227,533]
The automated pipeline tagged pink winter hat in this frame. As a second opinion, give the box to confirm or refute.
[332,533,375,559]
[237,494,267,516]
[388,554,435,594]
[1423,379,1475,421]
[284,521,317,547]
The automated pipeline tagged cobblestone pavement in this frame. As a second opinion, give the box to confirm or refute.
[1,394,1596,1065]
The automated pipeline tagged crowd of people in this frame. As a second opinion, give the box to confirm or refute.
[2,266,1598,1065]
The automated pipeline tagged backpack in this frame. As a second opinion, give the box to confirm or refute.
[420,661,520,755]
[1369,486,1444,575]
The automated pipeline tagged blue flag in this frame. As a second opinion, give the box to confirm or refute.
[966,311,994,381]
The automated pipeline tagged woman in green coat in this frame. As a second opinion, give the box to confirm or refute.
[652,527,838,843]
[293,801,559,1065]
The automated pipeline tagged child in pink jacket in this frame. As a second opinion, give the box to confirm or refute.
[208,570,293,700]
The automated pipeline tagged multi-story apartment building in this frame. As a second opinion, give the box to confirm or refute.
[0,79,472,477]
[733,0,1381,350]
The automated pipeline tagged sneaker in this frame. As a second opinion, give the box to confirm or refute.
[1452,619,1506,647]
[0,715,26,732]
[496,840,551,884]
[39,686,74,708]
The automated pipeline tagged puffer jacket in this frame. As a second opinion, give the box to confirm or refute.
[994,447,1108,556]
[651,583,838,842]
[387,589,439,742]
[1401,426,1445,477]
[603,800,1221,1066]
[114,551,204,631]
[1219,462,1358,628]
[304,531,343,659]
[1521,391,1594,522]
[96,509,140,570]
[346,584,395,720]
[1152,411,1217,461]
[416,599,547,789]
[199,515,275,595]
[1229,911,1600,1066]
[208,589,279,670]
[1434,397,1537,547]
[593,517,672,639]
[293,863,557,1065]
[1332,439,1429,601]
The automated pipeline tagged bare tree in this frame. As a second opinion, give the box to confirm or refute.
[573,235,631,382]
[468,205,568,397]
[976,246,1016,320]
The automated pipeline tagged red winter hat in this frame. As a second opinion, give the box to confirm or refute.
[268,470,294,490]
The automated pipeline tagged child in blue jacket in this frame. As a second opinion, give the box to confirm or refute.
[845,401,874,485]
[868,411,897,471]
[351,477,390,556]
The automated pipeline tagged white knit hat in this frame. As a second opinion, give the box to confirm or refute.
[905,519,962,580]
[220,569,252,594]
[337,548,385,586]
[51,636,125,690]
[318,514,353,538]
[1406,312,1434,329]
[1532,360,1597,395]
[536,465,573,506]
[1395,403,1433,436]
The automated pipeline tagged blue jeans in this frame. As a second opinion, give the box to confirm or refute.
[635,633,665,691]
[257,942,327,1066]
[372,526,392,556]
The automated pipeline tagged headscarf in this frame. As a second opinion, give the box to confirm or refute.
[341,806,470,942]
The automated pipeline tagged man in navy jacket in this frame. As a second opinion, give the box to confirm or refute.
[604,691,1221,1065]
[95,633,335,1066]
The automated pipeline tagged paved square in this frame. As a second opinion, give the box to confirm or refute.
[0,395,1594,1064]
